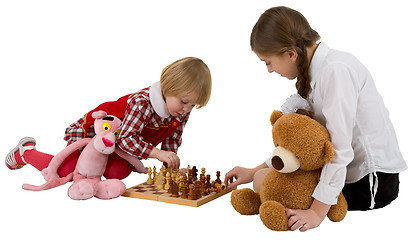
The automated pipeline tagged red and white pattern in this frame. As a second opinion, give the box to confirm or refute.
[64,86,189,160]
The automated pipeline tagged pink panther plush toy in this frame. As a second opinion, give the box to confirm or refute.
[23,110,126,200]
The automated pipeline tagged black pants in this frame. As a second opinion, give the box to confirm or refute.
[342,172,400,211]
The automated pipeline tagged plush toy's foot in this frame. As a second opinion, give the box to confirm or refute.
[259,201,288,231]
[68,179,97,200]
[95,179,126,200]
[231,188,261,215]
[327,192,348,222]
[5,137,36,170]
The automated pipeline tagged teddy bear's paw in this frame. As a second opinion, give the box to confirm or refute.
[231,188,261,215]
[67,179,96,200]
[327,192,348,222]
[95,179,126,200]
[259,201,288,231]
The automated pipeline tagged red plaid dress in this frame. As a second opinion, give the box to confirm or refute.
[64,86,190,160]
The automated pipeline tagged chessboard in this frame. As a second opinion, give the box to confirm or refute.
[122,165,235,207]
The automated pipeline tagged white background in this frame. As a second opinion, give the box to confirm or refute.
[0,0,413,239]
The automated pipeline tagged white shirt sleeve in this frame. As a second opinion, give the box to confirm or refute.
[312,62,359,205]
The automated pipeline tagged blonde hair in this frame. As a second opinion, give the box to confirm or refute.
[251,7,320,98]
[160,57,212,109]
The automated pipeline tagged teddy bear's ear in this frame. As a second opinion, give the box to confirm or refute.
[270,110,283,125]
[323,141,335,163]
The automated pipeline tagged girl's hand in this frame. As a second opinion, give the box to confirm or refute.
[149,148,180,170]
[286,208,324,232]
[224,166,255,189]
[285,199,330,232]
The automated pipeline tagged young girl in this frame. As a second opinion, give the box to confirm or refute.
[224,6,407,231]
[5,57,212,180]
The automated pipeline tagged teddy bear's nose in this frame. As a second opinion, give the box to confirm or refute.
[271,156,284,170]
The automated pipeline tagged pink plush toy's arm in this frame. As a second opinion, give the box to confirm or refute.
[42,138,91,181]
[114,147,147,173]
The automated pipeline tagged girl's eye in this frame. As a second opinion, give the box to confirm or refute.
[266,62,271,66]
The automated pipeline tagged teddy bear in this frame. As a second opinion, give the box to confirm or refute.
[230,109,347,231]
[22,110,127,200]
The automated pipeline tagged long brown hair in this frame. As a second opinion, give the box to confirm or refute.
[250,6,320,98]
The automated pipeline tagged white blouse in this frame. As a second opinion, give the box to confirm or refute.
[307,42,407,206]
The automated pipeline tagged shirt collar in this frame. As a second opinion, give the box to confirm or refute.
[309,41,330,90]
[149,81,170,118]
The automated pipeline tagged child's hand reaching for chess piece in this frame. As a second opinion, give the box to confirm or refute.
[149,148,180,170]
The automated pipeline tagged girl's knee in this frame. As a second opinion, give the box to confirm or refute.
[253,168,270,192]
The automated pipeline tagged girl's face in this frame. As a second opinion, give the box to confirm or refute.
[256,50,298,80]
[165,91,198,117]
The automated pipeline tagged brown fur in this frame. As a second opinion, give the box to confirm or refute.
[231,110,347,231]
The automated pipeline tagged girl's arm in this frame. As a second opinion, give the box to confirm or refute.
[117,98,154,159]
[224,162,268,189]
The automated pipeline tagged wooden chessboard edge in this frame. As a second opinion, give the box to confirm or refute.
[122,182,236,207]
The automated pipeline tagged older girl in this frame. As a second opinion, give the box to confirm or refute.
[225,6,407,231]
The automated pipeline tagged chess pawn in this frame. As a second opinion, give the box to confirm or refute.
[215,171,222,184]
[206,174,211,188]
[146,167,154,184]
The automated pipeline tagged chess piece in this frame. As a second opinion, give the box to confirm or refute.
[201,167,206,176]
[194,181,201,199]
[181,180,189,199]
[187,165,191,176]
[206,174,211,188]
[191,166,198,178]
[146,167,154,184]
[155,171,165,189]
[215,171,221,184]
[205,188,218,194]
[170,181,179,198]
[188,185,195,200]
[152,166,157,181]
[214,182,225,193]
[165,171,171,191]
[179,175,184,189]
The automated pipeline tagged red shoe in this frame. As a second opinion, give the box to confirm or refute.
[5,137,36,170]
